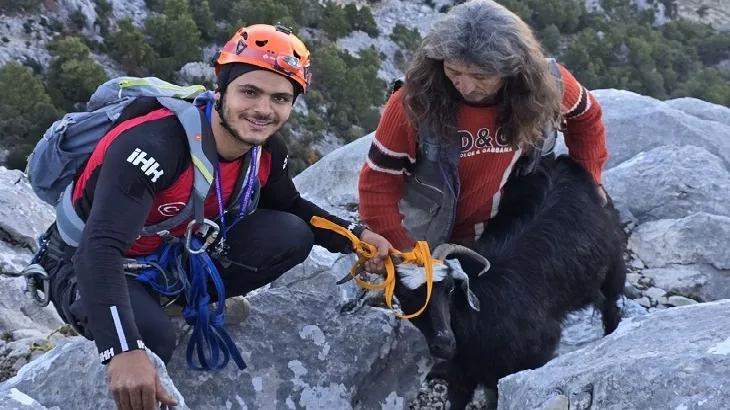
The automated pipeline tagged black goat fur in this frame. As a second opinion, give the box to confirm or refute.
[393,154,627,409]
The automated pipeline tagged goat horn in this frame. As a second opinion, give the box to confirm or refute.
[431,243,491,276]
[336,263,366,285]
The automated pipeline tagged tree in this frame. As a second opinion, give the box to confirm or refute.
[190,0,217,41]
[144,0,202,81]
[0,0,43,13]
[322,2,351,40]
[230,0,297,31]
[538,24,561,54]
[672,68,730,106]
[106,18,155,76]
[0,61,52,117]
[46,36,108,110]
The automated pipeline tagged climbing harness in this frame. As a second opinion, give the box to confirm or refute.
[125,218,247,371]
[310,216,442,319]
[0,232,52,307]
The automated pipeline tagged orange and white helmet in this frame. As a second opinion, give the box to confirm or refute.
[211,23,312,94]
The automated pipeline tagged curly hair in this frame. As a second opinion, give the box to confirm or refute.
[401,0,562,151]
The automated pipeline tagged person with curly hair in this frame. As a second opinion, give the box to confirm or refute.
[358,0,609,272]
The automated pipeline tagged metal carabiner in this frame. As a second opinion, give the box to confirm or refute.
[184,218,220,255]
[22,263,51,307]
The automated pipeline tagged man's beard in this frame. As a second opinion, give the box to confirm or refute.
[221,105,280,147]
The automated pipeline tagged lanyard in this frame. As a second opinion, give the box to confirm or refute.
[205,102,259,242]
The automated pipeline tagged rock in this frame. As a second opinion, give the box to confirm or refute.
[590,89,730,171]
[0,388,59,410]
[293,132,373,218]
[0,287,430,409]
[665,97,730,127]
[623,285,641,299]
[555,298,647,356]
[625,273,641,283]
[165,287,430,409]
[636,296,651,308]
[629,212,730,271]
[0,168,55,253]
[643,287,667,301]
[666,295,699,307]
[55,0,98,32]
[497,299,730,410]
[270,246,363,303]
[178,62,215,86]
[107,0,149,28]
[602,146,730,224]
[0,339,185,409]
[641,266,712,302]
[629,258,644,269]
[0,168,64,381]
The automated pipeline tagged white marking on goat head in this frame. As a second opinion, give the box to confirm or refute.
[397,259,481,312]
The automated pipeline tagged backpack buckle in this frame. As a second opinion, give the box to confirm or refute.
[184,219,220,255]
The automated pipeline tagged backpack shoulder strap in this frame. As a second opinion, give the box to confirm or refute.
[546,58,563,98]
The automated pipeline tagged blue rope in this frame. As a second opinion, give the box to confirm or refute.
[134,237,247,371]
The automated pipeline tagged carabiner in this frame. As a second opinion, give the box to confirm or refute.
[184,218,220,255]
[22,264,51,307]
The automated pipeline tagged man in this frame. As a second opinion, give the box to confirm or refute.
[358,0,609,273]
[40,24,390,410]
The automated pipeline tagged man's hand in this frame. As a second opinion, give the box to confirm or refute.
[360,229,393,274]
[107,349,178,410]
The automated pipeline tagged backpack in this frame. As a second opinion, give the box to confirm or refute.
[25,76,250,247]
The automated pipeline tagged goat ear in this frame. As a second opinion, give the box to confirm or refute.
[462,282,480,311]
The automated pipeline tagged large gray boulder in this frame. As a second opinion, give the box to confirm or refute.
[166,287,430,410]
[602,145,730,224]
[554,89,730,172]
[594,89,730,170]
[0,340,185,410]
[0,287,430,410]
[497,299,730,410]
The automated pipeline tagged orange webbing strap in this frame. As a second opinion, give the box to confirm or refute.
[310,216,442,319]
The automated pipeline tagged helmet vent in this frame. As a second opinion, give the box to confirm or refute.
[242,31,248,40]
[255,40,268,47]
[293,50,300,59]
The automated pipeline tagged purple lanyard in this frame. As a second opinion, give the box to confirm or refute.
[205,101,258,240]
[214,146,259,239]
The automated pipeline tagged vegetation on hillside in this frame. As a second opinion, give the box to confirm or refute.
[1,0,729,174]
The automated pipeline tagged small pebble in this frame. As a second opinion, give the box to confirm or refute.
[626,273,642,283]
[644,287,667,301]
[570,391,592,410]
[623,285,642,299]
[637,296,652,308]
[630,259,645,269]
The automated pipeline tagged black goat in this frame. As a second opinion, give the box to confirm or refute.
[387,154,627,409]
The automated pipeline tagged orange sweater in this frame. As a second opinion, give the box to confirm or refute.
[358,63,608,250]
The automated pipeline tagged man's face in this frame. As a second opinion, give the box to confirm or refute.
[444,60,505,104]
[218,69,295,147]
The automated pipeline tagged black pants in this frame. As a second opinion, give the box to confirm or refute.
[46,209,314,363]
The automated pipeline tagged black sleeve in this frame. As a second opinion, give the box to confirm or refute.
[258,134,365,254]
[72,118,188,364]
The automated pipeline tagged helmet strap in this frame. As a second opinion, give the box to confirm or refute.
[214,92,242,142]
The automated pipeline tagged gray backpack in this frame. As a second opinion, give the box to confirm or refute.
[25,76,221,246]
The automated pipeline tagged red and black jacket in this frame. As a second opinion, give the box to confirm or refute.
[71,98,363,362]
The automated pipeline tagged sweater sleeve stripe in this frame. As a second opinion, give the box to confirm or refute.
[565,85,591,119]
[366,138,414,174]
